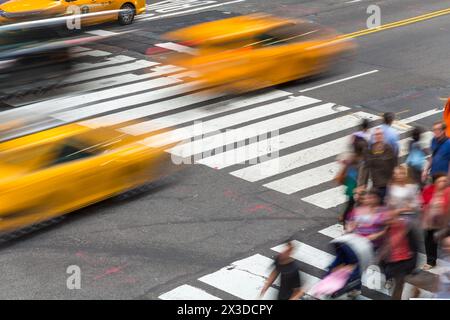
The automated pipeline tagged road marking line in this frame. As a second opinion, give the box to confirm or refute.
[261,131,433,194]
[139,96,319,148]
[140,0,246,21]
[87,29,119,36]
[299,70,379,93]
[155,42,197,55]
[119,90,289,135]
[159,284,221,300]
[318,224,445,276]
[302,186,347,209]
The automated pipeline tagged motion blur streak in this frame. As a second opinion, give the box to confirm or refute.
[0,122,180,234]
[163,13,357,94]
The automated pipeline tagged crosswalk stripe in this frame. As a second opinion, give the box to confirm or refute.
[73,55,136,72]
[57,82,204,124]
[261,131,434,195]
[168,105,359,160]
[159,284,221,300]
[35,77,181,115]
[138,96,321,148]
[10,65,185,108]
[271,240,401,297]
[302,186,347,209]
[72,49,112,58]
[319,224,445,276]
[120,90,291,136]
[198,110,377,170]
[70,46,91,53]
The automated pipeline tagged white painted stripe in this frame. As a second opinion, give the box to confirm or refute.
[73,55,135,72]
[399,109,442,124]
[55,82,203,123]
[8,65,184,108]
[198,110,378,170]
[72,49,112,58]
[199,267,278,300]
[299,70,379,93]
[169,103,356,159]
[39,76,180,114]
[70,46,91,53]
[261,131,434,195]
[155,42,197,55]
[320,224,444,276]
[87,29,119,36]
[120,90,290,135]
[138,96,320,148]
[79,87,223,127]
[140,0,246,21]
[159,284,221,300]
[302,186,347,209]
[271,241,397,296]
[64,59,158,85]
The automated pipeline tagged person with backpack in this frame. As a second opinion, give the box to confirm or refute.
[406,127,427,188]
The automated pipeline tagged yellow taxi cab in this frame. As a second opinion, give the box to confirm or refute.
[0,122,175,233]
[164,14,357,93]
[0,0,146,26]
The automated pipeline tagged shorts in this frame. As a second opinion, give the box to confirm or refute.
[383,258,416,280]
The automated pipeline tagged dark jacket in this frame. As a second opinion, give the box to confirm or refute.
[361,143,396,188]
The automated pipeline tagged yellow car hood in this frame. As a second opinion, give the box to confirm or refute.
[0,0,63,14]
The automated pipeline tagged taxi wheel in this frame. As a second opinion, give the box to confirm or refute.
[118,3,136,25]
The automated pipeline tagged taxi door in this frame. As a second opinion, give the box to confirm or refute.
[65,0,112,26]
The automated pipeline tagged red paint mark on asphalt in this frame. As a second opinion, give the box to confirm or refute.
[146,46,169,56]
[94,265,127,281]
[244,204,273,213]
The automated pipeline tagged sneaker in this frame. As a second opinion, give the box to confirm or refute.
[422,264,435,271]
[347,290,362,299]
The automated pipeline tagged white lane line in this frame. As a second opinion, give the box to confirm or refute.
[140,0,246,21]
[155,42,197,55]
[8,65,184,108]
[159,284,221,300]
[55,81,202,123]
[197,110,378,170]
[261,131,433,195]
[299,70,379,93]
[138,96,320,148]
[73,55,135,72]
[271,241,400,297]
[120,90,290,135]
[70,46,91,53]
[79,86,224,127]
[72,49,112,58]
[302,186,347,209]
[399,108,442,125]
[319,224,445,276]
[169,104,354,159]
[44,76,180,115]
[87,29,119,36]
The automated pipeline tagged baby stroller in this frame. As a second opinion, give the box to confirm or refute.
[311,233,374,299]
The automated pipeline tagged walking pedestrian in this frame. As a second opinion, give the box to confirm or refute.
[422,121,450,183]
[385,165,420,220]
[371,112,400,157]
[260,241,305,300]
[435,236,450,298]
[406,126,427,188]
[420,174,450,271]
[361,128,397,202]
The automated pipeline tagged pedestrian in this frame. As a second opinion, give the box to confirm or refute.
[260,241,305,300]
[385,165,420,220]
[361,128,397,202]
[352,118,371,143]
[442,97,450,137]
[371,112,400,157]
[420,173,450,271]
[406,126,427,188]
[435,236,450,299]
[345,189,388,251]
[336,132,368,225]
[379,210,419,300]
[421,121,450,183]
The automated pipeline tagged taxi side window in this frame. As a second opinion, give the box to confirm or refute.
[50,139,98,166]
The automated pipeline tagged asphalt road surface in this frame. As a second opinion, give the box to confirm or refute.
[0,0,449,299]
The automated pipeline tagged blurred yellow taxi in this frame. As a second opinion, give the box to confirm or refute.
[0,0,146,26]
[164,14,357,93]
[0,123,174,233]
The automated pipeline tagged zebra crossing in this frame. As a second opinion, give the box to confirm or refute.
[3,46,444,300]
[158,223,440,300]
[2,45,443,213]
